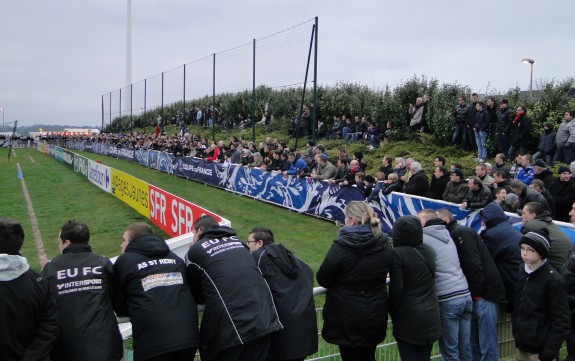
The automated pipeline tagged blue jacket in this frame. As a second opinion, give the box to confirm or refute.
[479,203,522,313]
[286,158,309,176]
[515,166,535,186]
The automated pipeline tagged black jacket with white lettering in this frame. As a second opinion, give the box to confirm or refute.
[42,243,123,361]
[186,226,282,361]
[113,234,200,361]
[252,244,318,360]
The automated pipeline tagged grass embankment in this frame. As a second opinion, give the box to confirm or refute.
[0,148,340,276]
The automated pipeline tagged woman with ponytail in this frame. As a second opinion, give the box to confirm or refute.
[317,201,393,361]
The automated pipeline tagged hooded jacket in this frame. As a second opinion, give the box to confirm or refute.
[429,173,450,200]
[113,234,200,361]
[549,177,575,222]
[445,220,506,304]
[252,244,317,360]
[42,243,123,361]
[480,203,523,312]
[389,216,440,346]
[521,212,572,272]
[186,226,281,360]
[0,254,58,361]
[317,224,393,347]
[422,219,470,301]
[513,261,570,361]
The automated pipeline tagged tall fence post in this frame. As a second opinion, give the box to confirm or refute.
[109,92,112,132]
[295,23,316,150]
[101,95,104,132]
[161,72,164,131]
[130,84,133,133]
[212,53,216,142]
[144,79,147,128]
[252,38,256,143]
[183,64,186,118]
[119,88,122,133]
[312,17,318,143]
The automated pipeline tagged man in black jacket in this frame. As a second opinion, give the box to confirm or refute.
[461,176,493,210]
[247,227,317,361]
[113,222,199,361]
[436,209,506,361]
[42,220,123,361]
[0,218,59,361]
[186,216,282,361]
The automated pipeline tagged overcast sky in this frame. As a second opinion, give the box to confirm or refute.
[1,0,573,129]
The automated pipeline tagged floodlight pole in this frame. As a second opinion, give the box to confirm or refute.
[521,58,534,99]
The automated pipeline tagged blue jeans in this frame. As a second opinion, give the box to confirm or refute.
[342,127,351,140]
[439,295,473,361]
[452,123,465,145]
[471,299,499,361]
[474,130,487,160]
[369,134,381,148]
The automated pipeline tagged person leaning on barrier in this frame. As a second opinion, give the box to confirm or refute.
[186,215,282,361]
[113,222,200,361]
[442,168,469,204]
[389,215,440,361]
[42,220,123,361]
[247,227,318,361]
[0,217,59,361]
[317,201,393,361]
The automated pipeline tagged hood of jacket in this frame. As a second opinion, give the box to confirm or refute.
[125,234,170,258]
[480,203,508,228]
[423,219,452,245]
[200,226,238,241]
[534,211,553,224]
[334,224,389,255]
[263,243,299,279]
[392,215,423,247]
[0,254,30,281]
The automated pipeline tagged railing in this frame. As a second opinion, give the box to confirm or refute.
[120,286,516,361]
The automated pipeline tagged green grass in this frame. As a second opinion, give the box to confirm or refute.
[1,148,340,275]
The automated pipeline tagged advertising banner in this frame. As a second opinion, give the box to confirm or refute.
[110,169,149,217]
[87,159,112,193]
[73,154,89,177]
[148,184,222,237]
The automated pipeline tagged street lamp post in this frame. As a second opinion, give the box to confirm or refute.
[521,58,534,99]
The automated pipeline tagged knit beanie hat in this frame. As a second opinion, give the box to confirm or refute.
[504,193,518,205]
[519,229,550,259]
[558,166,570,174]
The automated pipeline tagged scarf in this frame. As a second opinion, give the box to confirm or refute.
[513,112,523,124]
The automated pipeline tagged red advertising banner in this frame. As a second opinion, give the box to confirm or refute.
[148,184,223,238]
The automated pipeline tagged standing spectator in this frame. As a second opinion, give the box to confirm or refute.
[513,230,570,361]
[417,210,472,361]
[520,202,571,271]
[452,96,469,146]
[508,106,532,159]
[421,94,431,133]
[561,218,575,361]
[554,111,575,164]
[0,218,59,361]
[186,216,281,361]
[403,161,430,197]
[247,228,317,361]
[461,177,493,210]
[409,97,425,132]
[479,203,523,312]
[549,166,575,222]
[474,101,489,162]
[465,93,479,150]
[442,168,469,204]
[317,201,393,361]
[389,216,440,361]
[113,223,200,361]
[437,209,506,361]
[42,221,122,361]
[429,165,450,200]
[533,122,557,166]
[496,99,513,156]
